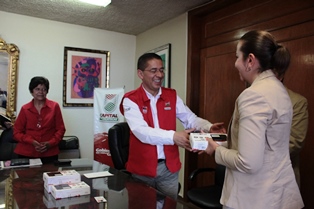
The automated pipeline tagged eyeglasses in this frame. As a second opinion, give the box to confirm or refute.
[34,87,47,93]
[144,68,165,74]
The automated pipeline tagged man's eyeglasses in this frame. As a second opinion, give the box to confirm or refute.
[144,68,165,74]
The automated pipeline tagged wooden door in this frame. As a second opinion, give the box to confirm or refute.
[186,0,314,207]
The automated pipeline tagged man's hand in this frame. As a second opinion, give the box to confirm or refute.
[210,122,226,133]
[173,128,194,151]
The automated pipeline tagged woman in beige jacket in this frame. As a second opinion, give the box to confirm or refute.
[205,30,304,209]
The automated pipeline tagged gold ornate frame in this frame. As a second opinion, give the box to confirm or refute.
[0,37,19,121]
[5,170,15,209]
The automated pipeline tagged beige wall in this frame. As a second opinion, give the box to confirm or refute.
[136,13,187,101]
[0,11,136,160]
[1,10,189,196]
[136,13,188,196]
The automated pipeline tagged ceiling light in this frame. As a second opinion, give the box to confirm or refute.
[79,0,111,7]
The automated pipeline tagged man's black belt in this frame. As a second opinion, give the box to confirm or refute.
[158,159,165,163]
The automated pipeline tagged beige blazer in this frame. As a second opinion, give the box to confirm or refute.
[215,70,304,209]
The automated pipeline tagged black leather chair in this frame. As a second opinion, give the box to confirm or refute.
[108,122,182,194]
[0,128,18,160]
[58,135,81,159]
[108,122,130,171]
[187,164,226,209]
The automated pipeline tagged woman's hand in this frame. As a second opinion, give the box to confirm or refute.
[204,137,219,156]
[40,142,50,152]
[33,140,42,152]
[193,137,219,156]
[33,140,50,153]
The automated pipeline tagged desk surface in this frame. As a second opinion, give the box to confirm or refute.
[0,158,197,209]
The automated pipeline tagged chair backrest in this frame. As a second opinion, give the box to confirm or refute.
[187,164,226,209]
[215,164,226,187]
[0,128,18,160]
[108,122,130,170]
[58,136,80,159]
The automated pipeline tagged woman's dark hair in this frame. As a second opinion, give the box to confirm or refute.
[137,53,162,71]
[239,30,290,77]
[29,76,50,93]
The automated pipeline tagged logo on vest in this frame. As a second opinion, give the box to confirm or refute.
[142,106,148,114]
[164,101,171,110]
[95,148,111,156]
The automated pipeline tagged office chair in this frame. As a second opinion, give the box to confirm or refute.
[108,122,130,171]
[0,127,18,160]
[58,135,81,159]
[187,164,226,209]
[108,122,182,194]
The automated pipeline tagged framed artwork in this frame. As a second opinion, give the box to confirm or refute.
[148,43,171,87]
[63,46,110,107]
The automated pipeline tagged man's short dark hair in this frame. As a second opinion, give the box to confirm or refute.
[137,53,162,71]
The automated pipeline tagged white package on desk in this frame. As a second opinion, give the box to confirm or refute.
[43,170,81,193]
[51,181,90,199]
[43,192,90,208]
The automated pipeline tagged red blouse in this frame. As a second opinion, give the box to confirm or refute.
[13,98,66,157]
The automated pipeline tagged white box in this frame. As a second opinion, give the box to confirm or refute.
[43,192,90,208]
[51,181,90,199]
[189,133,211,150]
[190,133,228,150]
[44,183,54,193]
[43,170,81,193]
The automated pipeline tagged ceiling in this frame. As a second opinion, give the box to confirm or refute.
[0,0,214,35]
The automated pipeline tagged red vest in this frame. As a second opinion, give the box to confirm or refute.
[120,86,181,177]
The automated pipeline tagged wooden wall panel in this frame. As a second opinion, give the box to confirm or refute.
[200,46,244,124]
[203,6,314,47]
[203,0,313,39]
[283,35,314,202]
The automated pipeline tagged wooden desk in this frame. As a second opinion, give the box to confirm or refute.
[0,159,196,209]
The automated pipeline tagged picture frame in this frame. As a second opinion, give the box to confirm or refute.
[63,46,110,107]
[148,43,171,87]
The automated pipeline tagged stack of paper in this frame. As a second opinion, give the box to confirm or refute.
[0,158,42,169]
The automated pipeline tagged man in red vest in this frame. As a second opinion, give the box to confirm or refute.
[120,53,225,199]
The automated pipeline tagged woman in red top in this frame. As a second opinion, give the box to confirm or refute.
[13,76,66,164]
